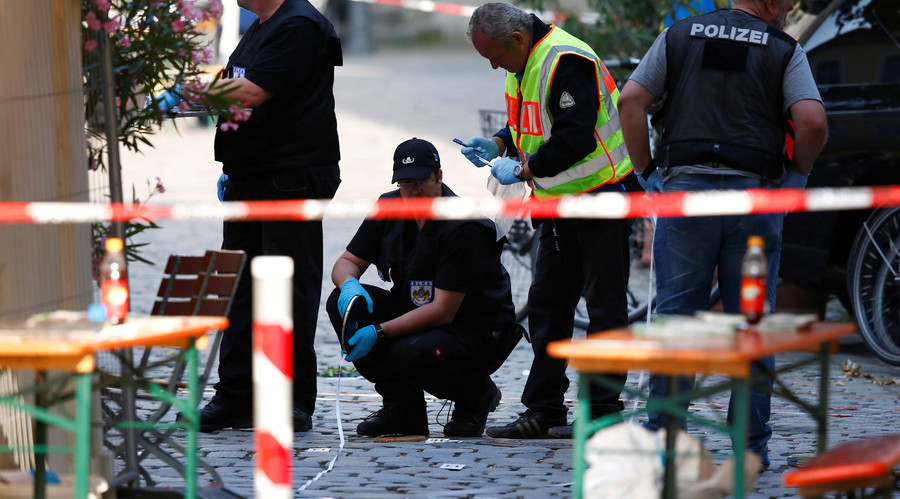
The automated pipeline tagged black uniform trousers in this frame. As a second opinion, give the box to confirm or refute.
[325,284,498,409]
[522,217,631,418]
[214,166,340,415]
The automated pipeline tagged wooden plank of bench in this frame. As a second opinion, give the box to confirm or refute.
[783,434,900,496]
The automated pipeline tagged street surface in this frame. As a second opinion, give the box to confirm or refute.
[119,47,900,498]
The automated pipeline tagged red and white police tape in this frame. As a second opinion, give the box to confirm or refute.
[252,256,294,499]
[2,186,900,224]
[350,0,599,23]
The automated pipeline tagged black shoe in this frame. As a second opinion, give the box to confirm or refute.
[197,401,253,433]
[485,409,567,439]
[444,382,502,437]
[548,423,572,439]
[293,407,312,432]
[357,405,429,437]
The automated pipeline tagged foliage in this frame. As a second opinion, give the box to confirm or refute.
[318,365,361,378]
[517,0,729,80]
[80,0,245,279]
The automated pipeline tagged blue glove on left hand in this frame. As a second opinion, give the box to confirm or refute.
[344,325,377,362]
[155,83,183,114]
[491,157,524,185]
[217,173,229,201]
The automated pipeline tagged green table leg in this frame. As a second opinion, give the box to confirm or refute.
[731,378,749,499]
[573,373,591,499]
[662,376,678,499]
[74,372,93,499]
[184,340,199,499]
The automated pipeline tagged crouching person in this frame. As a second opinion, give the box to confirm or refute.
[325,137,523,438]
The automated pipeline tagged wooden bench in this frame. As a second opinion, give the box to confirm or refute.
[782,434,900,498]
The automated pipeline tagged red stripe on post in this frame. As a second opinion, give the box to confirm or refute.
[254,322,293,377]
[256,430,292,485]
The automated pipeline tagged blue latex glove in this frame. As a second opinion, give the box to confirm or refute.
[155,83,183,114]
[344,325,377,362]
[636,169,663,193]
[461,137,499,167]
[781,168,809,189]
[491,157,523,185]
[217,173,229,201]
[337,278,374,317]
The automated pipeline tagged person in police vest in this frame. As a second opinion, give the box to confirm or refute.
[460,2,634,439]
[326,138,524,438]
[618,0,827,468]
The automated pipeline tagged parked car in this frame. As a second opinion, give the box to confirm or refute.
[781,0,900,364]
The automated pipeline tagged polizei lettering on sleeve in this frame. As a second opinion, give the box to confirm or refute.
[690,23,769,46]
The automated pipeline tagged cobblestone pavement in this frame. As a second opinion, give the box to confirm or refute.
[119,47,900,498]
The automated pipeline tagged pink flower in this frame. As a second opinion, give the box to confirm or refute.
[93,0,111,11]
[118,35,131,48]
[228,105,252,122]
[171,20,185,33]
[220,121,239,132]
[85,11,102,31]
[206,0,223,20]
[155,177,166,194]
[83,38,98,52]
[103,19,119,35]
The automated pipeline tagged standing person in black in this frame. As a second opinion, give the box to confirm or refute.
[326,138,523,437]
[199,0,342,432]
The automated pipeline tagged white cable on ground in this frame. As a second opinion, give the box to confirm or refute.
[298,358,347,492]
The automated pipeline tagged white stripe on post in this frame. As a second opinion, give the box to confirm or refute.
[252,256,294,499]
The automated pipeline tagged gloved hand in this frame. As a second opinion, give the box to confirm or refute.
[491,157,523,185]
[344,325,377,362]
[337,278,374,317]
[636,169,663,193]
[781,169,809,189]
[217,173,229,202]
[461,137,499,167]
[155,83,183,114]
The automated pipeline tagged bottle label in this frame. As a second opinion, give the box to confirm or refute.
[102,279,129,322]
[740,276,765,319]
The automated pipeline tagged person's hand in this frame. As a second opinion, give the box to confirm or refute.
[636,169,663,193]
[217,173,229,202]
[781,169,809,189]
[491,157,523,185]
[344,325,377,362]
[461,137,499,167]
[337,278,373,317]
[154,83,183,114]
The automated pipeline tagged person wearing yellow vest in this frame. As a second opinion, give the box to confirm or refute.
[461,2,633,439]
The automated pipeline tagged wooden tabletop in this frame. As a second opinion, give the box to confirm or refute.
[0,315,227,372]
[548,321,858,377]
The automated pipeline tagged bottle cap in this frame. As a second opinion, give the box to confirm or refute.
[106,237,124,252]
[747,235,764,248]
[87,302,107,322]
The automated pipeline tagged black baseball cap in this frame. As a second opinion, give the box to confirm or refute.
[392,138,440,183]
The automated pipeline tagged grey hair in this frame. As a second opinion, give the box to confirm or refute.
[467,3,532,47]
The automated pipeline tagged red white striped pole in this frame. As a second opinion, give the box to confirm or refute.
[252,256,294,498]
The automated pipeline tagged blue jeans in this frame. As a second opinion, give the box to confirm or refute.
[644,174,782,467]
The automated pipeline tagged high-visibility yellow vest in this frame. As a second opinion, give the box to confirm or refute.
[505,25,632,199]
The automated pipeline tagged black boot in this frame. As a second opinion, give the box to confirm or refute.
[444,380,502,437]
[357,405,429,437]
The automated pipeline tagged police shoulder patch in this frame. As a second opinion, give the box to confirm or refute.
[409,280,434,307]
[559,91,576,109]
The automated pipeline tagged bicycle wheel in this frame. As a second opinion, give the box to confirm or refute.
[847,207,900,366]
[501,220,537,322]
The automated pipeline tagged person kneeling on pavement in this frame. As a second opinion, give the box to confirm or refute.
[326,137,523,438]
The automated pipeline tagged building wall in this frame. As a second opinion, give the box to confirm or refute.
[0,0,93,319]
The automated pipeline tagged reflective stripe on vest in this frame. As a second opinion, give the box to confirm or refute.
[505,26,632,199]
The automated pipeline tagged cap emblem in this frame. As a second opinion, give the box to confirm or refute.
[402,157,415,164]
